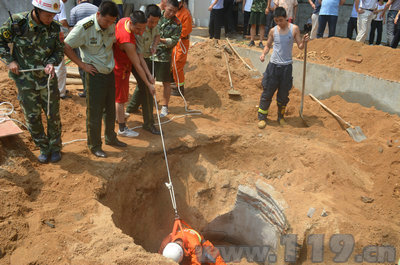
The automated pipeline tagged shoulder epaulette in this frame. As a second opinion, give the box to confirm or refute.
[173,16,181,25]
[83,20,94,30]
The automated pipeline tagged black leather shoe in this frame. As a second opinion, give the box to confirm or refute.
[91,149,107,158]
[105,139,127,147]
[144,125,161,135]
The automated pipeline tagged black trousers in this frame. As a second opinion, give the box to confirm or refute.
[258,63,293,120]
[369,19,383,44]
[347,17,358,39]
[243,11,251,36]
[209,8,224,39]
[224,0,235,34]
[391,19,400,48]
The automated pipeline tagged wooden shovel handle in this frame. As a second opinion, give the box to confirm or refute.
[226,38,253,70]
[223,51,234,89]
[309,94,352,127]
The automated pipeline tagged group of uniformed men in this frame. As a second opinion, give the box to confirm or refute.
[0,0,192,162]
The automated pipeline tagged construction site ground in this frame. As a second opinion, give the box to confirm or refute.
[1,36,400,265]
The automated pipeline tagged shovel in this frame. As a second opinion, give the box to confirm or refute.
[223,51,241,96]
[309,94,367,142]
[299,41,308,126]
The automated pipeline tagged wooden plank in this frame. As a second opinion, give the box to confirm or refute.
[0,116,23,138]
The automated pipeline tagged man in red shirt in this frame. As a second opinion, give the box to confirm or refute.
[113,11,155,137]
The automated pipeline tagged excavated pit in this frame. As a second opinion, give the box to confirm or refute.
[100,134,288,263]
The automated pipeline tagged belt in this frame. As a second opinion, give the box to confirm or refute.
[361,8,374,12]
[181,35,190,40]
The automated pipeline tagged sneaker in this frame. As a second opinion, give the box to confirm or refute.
[259,42,265,49]
[258,120,267,129]
[124,112,130,119]
[160,106,168,118]
[248,40,255,47]
[78,92,86,98]
[118,127,139,137]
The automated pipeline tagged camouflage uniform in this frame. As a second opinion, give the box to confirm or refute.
[251,0,268,12]
[153,12,182,83]
[0,11,64,155]
[154,13,182,63]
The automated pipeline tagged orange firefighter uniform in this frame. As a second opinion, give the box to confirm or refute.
[159,220,226,265]
[172,4,192,87]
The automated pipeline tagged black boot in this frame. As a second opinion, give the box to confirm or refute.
[277,103,287,125]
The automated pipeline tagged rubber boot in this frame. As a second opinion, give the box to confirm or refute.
[257,108,268,129]
[277,104,287,125]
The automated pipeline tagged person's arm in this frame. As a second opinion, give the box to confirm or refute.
[180,10,193,38]
[355,0,364,13]
[266,0,273,14]
[138,53,156,94]
[260,28,274,62]
[43,23,65,78]
[64,24,98,75]
[308,0,316,10]
[64,43,98,75]
[151,34,160,55]
[0,17,19,74]
[242,0,246,13]
[208,0,219,11]
[395,10,400,24]
[382,0,394,12]
[121,42,155,92]
[293,2,298,21]
[60,19,69,28]
[293,24,309,49]
[159,23,182,48]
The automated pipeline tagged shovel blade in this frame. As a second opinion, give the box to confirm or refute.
[346,126,367,142]
[228,89,241,96]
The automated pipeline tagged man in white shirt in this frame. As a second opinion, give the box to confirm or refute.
[355,0,378,42]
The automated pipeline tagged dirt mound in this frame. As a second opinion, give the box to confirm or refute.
[293,37,400,82]
[0,39,400,264]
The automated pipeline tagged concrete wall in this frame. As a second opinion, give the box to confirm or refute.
[191,36,400,116]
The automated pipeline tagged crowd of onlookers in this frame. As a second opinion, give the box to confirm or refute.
[208,0,400,48]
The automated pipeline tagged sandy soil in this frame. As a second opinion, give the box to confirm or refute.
[0,38,400,264]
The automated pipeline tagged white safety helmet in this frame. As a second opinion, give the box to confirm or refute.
[162,242,184,263]
[32,0,61,14]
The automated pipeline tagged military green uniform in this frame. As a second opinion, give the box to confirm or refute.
[64,14,118,152]
[153,12,182,82]
[126,25,160,130]
[0,11,64,155]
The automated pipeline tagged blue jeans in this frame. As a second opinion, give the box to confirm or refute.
[317,15,338,38]
[387,10,398,46]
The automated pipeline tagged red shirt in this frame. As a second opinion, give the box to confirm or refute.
[113,17,135,70]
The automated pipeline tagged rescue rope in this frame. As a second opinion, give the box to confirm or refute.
[152,58,179,217]
[172,39,202,116]
[0,101,28,129]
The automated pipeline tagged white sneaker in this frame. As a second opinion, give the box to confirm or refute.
[160,106,168,118]
[118,127,139,137]
[124,112,130,119]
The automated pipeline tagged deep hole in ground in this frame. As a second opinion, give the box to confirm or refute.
[100,135,247,253]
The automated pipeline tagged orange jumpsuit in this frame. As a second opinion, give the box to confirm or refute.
[159,228,226,265]
[172,5,192,87]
